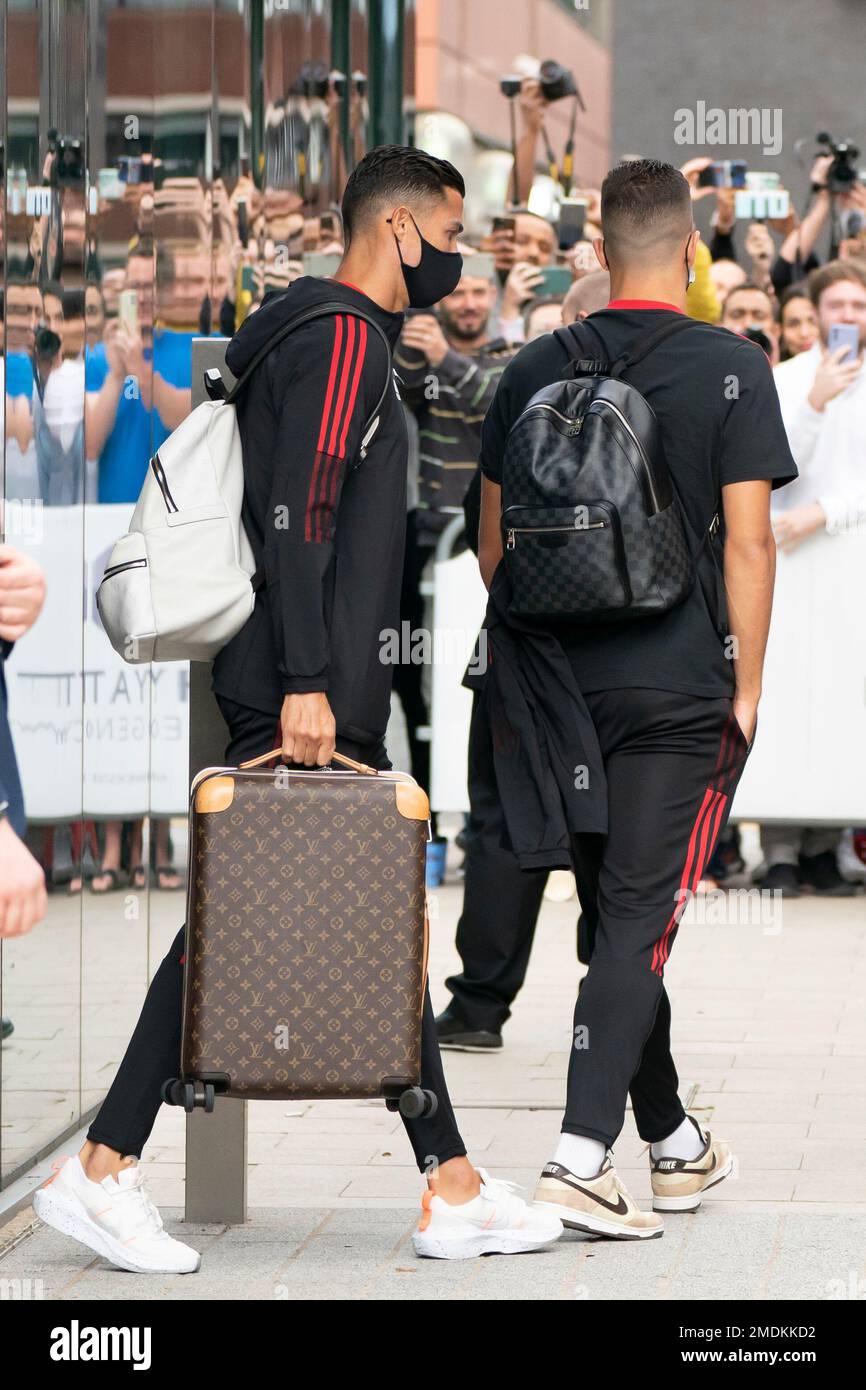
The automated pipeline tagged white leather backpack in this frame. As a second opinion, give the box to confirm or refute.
[96,301,392,664]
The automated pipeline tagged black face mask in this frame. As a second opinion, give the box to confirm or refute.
[388,211,463,308]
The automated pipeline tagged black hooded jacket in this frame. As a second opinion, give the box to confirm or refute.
[211,276,406,744]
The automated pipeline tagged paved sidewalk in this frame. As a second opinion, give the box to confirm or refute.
[2,876,865,1300]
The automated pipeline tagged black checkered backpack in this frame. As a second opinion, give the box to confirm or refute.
[501,315,721,624]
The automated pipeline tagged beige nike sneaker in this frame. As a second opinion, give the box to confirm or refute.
[649,1121,734,1212]
[532,1159,664,1240]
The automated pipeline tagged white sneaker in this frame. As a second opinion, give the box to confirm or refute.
[32,1155,200,1274]
[412,1168,563,1260]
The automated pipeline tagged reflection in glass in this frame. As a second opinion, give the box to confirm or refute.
[2,0,360,1187]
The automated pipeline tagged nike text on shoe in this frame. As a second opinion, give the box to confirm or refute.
[650,1125,734,1212]
[32,1155,201,1274]
[412,1168,563,1260]
[533,1158,664,1240]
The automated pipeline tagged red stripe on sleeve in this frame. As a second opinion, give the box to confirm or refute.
[316,316,344,453]
[315,452,338,542]
[327,315,356,456]
[337,318,368,458]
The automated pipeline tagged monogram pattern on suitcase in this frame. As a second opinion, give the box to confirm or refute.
[182,772,428,1100]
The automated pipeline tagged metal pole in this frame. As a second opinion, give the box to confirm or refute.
[183,339,248,1225]
[369,0,404,147]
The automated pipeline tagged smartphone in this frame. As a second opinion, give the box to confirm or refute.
[537,265,573,297]
[698,160,748,189]
[492,215,516,236]
[302,251,341,279]
[118,288,139,335]
[558,197,588,250]
[827,322,860,364]
[236,196,249,249]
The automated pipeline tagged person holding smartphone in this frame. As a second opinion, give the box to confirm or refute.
[754,259,866,899]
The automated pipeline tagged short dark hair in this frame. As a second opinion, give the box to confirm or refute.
[777,283,812,320]
[600,159,692,265]
[341,144,464,245]
[42,279,64,305]
[62,287,86,319]
[808,258,866,307]
[723,281,773,311]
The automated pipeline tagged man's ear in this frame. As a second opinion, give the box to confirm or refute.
[687,226,701,268]
[593,236,608,272]
[388,205,412,240]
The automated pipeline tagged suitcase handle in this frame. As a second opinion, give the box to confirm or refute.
[237,747,380,776]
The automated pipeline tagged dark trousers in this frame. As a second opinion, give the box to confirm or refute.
[564,688,752,1147]
[446,693,548,1030]
[390,513,437,834]
[87,697,467,1175]
[448,685,751,1149]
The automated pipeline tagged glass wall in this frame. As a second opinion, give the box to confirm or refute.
[1,0,377,1189]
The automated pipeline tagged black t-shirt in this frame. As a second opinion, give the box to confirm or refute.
[480,304,798,698]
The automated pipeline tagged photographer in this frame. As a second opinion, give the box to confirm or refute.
[505,66,583,208]
[720,282,780,363]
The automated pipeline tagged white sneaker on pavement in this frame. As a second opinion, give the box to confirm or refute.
[33,1155,201,1274]
[411,1167,563,1260]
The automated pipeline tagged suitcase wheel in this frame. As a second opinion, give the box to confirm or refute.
[398,1086,439,1120]
[161,1078,216,1113]
[161,1078,185,1107]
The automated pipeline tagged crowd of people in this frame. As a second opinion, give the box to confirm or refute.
[2,90,865,1267]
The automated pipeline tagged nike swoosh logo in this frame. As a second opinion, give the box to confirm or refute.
[549,1172,629,1216]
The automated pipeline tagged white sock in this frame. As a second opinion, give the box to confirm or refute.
[651,1115,704,1161]
[554,1133,607,1179]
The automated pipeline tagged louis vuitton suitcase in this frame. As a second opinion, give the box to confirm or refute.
[162,746,437,1120]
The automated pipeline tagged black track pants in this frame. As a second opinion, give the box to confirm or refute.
[445,692,548,1031]
[563,688,753,1148]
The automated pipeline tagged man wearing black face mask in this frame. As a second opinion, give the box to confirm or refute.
[37,145,562,1278]
[213,144,466,758]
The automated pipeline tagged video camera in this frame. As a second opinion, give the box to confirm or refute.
[816,133,861,194]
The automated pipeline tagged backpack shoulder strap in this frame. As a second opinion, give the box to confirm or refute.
[210,300,394,455]
[555,314,696,380]
[607,315,695,378]
[552,321,611,377]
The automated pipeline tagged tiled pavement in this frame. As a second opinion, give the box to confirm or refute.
[1,867,865,1300]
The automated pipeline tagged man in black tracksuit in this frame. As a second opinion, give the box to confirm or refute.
[40,146,562,1275]
[477,159,797,1239]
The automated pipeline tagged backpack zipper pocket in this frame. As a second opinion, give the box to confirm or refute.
[502,501,633,617]
[102,557,148,580]
[505,520,604,549]
[150,452,179,513]
[512,402,584,437]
